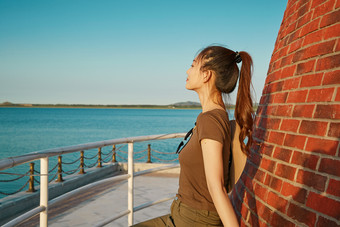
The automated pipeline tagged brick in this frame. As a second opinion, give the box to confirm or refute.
[320,8,340,27]
[280,119,300,133]
[328,122,340,138]
[292,104,315,118]
[267,191,288,213]
[248,213,260,227]
[286,89,308,103]
[266,70,282,84]
[273,147,293,162]
[303,30,323,46]
[257,117,281,130]
[297,11,312,29]
[288,39,303,53]
[300,18,321,37]
[297,169,327,191]
[323,69,340,85]
[254,127,267,141]
[268,131,285,145]
[316,54,340,71]
[284,134,307,150]
[313,0,336,19]
[336,88,340,101]
[296,59,316,75]
[323,23,340,40]
[273,92,288,104]
[280,54,294,68]
[269,176,283,193]
[327,178,340,197]
[314,104,340,119]
[254,182,268,201]
[275,163,296,181]
[319,158,340,176]
[281,65,296,79]
[299,120,328,136]
[270,212,295,227]
[291,150,319,170]
[282,77,301,91]
[307,191,340,217]
[261,143,274,156]
[293,40,336,62]
[281,181,308,204]
[300,73,323,87]
[267,118,281,130]
[311,0,329,9]
[307,87,335,102]
[257,200,273,224]
[254,169,266,184]
[266,81,283,94]
[260,157,276,173]
[287,203,317,226]
[306,137,339,155]
[316,216,340,227]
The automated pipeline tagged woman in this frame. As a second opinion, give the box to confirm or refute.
[134,45,254,227]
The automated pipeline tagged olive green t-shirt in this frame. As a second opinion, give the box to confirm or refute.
[177,109,231,211]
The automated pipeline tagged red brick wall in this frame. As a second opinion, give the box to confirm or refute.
[230,0,340,226]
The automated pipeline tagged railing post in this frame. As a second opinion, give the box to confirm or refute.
[79,151,85,174]
[40,157,49,227]
[56,156,63,182]
[128,142,134,226]
[147,144,152,163]
[27,162,36,192]
[97,147,102,168]
[112,145,116,162]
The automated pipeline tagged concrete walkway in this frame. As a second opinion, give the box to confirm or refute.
[47,173,179,227]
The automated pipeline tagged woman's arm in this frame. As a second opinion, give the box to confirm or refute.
[201,138,239,227]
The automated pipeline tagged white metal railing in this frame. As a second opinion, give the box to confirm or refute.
[0,133,185,227]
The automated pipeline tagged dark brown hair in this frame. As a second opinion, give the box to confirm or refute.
[196,45,254,156]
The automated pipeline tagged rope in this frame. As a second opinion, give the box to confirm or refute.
[101,150,113,156]
[84,161,98,169]
[34,178,40,184]
[150,155,178,162]
[62,165,81,175]
[117,149,128,154]
[0,170,30,182]
[102,154,113,163]
[134,149,148,154]
[134,154,148,161]
[62,157,81,164]
[151,149,177,155]
[84,153,98,160]
[48,172,58,183]
[115,153,127,161]
[48,163,59,173]
[0,179,30,195]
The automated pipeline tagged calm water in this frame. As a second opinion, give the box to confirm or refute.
[0,107,233,198]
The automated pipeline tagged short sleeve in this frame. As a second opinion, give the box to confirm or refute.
[197,112,225,144]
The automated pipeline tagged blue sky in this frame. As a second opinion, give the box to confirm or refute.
[0,0,287,105]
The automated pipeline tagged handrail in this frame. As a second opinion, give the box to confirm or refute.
[1,133,184,226]
[0,133,185,171]
[4,164,180,227]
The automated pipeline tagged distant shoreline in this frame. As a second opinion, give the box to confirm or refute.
[0,102,259,110]
[0,104,204,109]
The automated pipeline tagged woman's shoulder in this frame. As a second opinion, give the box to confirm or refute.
[197,109,229,128]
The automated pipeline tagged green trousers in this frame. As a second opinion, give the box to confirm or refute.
[132,198,223,227]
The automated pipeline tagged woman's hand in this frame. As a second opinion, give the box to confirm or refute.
[201,139,239,227]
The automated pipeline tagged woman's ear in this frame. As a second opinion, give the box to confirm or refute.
[203,70,213,82]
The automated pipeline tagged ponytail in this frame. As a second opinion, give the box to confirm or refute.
[196,46,255,155]
[235,51,254,156]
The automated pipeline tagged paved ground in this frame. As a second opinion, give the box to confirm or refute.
[46,173,179,227]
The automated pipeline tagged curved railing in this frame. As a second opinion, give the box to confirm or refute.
[0,133,185,227]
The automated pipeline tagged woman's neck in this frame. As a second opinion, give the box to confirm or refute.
[198,89,225,113]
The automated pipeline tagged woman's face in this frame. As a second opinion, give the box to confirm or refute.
[185,59,204,91]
